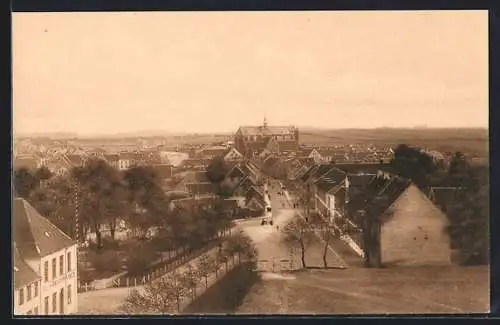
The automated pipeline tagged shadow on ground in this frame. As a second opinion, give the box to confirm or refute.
[182,262,259,314]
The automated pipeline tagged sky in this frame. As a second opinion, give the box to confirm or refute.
[12,11,488,135]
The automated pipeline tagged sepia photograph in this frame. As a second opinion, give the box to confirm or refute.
[12,10,489,316]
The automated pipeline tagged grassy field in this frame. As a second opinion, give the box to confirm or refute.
[238,265,489,314]
[299,128,489,155]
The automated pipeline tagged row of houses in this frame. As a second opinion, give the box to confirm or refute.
[295,162,468,268]
[13,150,173,175]
[168,160,267,219]
[179,146,244,170]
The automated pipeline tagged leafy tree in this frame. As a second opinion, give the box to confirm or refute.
[206,156,229,183]
[448,151,471,186]
[123,166,171,239]
[125,241,160,276]
[444,154,489,265]
[391,144,437,190]
[224,233,257,263]
[14,166,55,199]
[34,166,53,182]
[14,168,38,198]
[28,175,78,239]
[281,215,315,268]
[71,159,124,249]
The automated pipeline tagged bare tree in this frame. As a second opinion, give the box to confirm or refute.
[281,215,315,268]
[196,254,214,288]
[217,249,230,273]
[210,255,222,278]
[180,264,200,302]
[311,210,335,269]
[298,184,314,220]
[120,271,186,314]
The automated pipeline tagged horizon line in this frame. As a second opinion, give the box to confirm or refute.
[13,125,488,138]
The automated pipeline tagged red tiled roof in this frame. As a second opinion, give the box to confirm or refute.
[14,198,75,259]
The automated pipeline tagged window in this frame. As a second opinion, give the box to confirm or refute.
[44,261,49,282]
[67,252,72,272]
[52,258,57,279]
[19,288,24,305]
[27,284,32,301]
[59,255,64,276]
[34,282,38,298]
[44,297,49,315]
[59,289,64,314]
[33,306,39,314]
[52,293,57,312]
[67,285,72,304]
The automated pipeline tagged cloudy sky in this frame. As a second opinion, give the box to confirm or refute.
[12,10,488,135]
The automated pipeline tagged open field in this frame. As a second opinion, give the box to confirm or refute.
[299,128,489,155]
[238,265,489,314]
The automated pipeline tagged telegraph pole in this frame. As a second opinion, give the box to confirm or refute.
[73,180,80,244]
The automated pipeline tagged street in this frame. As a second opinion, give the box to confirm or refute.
[236,177,348,271]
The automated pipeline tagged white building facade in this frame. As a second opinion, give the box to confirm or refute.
[13,198,78,316]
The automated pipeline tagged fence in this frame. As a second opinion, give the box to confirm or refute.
[77,282,96,293]
[77,236,226,293]
[114,253,247,314]
[255,258,298,272]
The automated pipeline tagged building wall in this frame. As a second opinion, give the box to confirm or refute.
[234,128,299,156]
[118,159,131,170]
[224,149,243,162]
[14,279,42,315]
[380,185,451,267]
[38,245,78,315]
